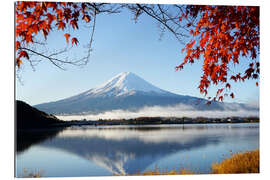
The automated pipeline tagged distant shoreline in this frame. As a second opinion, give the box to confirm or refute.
[51,116,259,128]
[16,100,259,130]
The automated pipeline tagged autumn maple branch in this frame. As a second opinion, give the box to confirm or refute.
[18,47,81,70]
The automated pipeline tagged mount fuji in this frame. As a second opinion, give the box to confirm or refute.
[34,72,255,115]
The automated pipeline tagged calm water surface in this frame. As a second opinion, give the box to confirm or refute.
[16,123,259,177]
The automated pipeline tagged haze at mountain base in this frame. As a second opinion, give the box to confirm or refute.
[35,72,258,116]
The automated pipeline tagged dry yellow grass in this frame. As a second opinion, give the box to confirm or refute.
[121,167,194,176]
[22,169,43,178]
[211,149,259,174]
[124,149,259,176]
[133,169,193,175]
[22,150,259,177]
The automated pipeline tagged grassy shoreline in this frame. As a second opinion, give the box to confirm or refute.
[212,149,259,174]
[21,149,259,177]
[125,149,259,176]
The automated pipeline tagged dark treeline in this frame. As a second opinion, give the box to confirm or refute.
[65,116,259,126]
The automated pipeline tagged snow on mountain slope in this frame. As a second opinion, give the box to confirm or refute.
[34,72,258,115]
[83,72,172,97]
[62,72,176,102]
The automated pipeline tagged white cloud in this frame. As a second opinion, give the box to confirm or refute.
[56,103,259,121]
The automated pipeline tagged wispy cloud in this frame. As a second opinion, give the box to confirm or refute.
[56,103,259,121]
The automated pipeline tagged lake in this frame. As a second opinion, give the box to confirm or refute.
[16,123,259,177]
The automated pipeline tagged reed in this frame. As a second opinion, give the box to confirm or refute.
[212,149,259,174]
[126,149,259,176]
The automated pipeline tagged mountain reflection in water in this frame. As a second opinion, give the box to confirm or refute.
[16,124,259,176]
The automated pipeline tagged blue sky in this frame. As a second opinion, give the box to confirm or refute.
[16,6,259,106]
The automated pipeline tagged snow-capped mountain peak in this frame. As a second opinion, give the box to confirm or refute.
[84,72,170,97]
[34,72,259,115]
